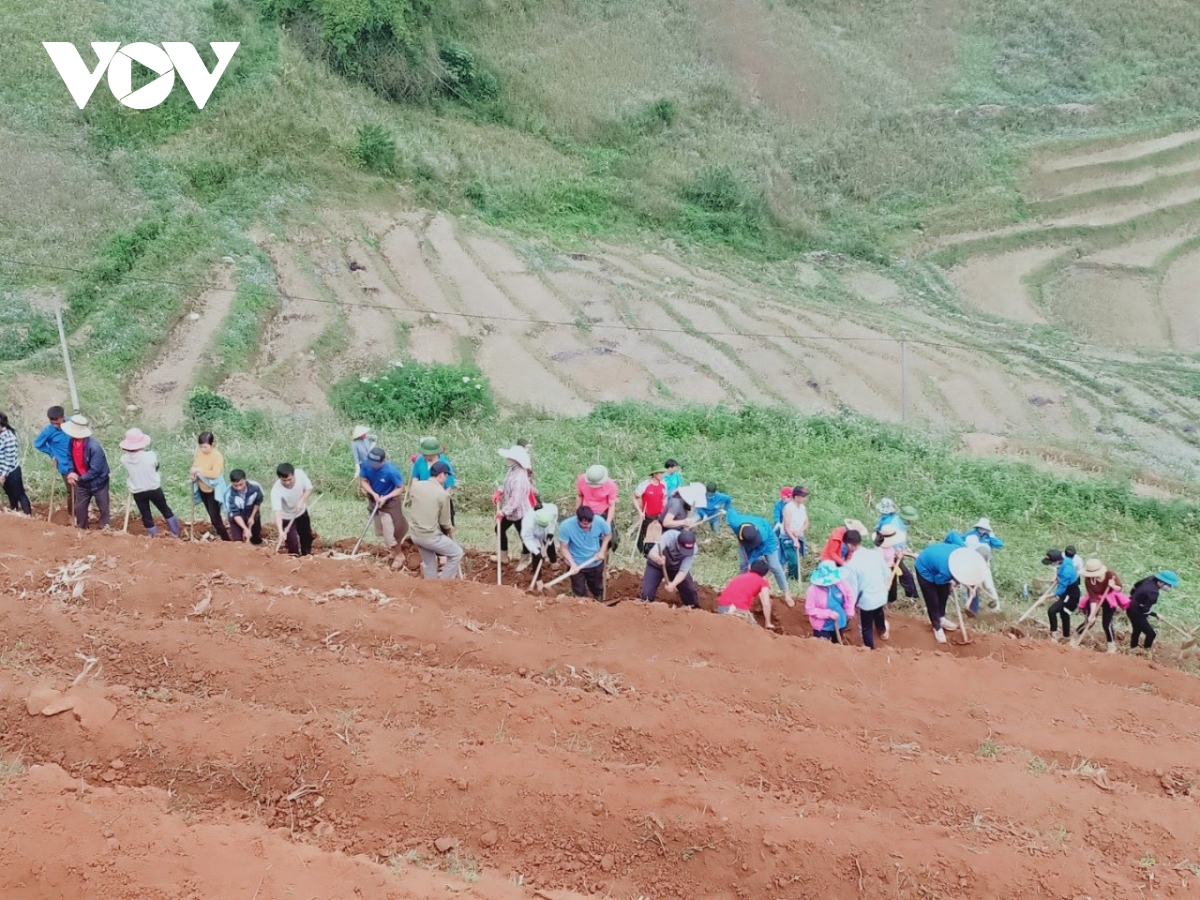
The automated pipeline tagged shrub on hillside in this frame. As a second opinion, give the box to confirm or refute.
[0,294,56,361]
[185,386,238,427]
[332,362,495,425]
[351,124,398,176]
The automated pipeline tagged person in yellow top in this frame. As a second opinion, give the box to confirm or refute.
[190,431,231,541]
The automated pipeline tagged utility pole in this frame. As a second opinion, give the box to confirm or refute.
[55,308,80,414]
[900,338,909,425]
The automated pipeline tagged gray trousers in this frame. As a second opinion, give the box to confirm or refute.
[411,531,464,579]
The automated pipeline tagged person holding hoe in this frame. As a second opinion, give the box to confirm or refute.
[225,469,264,545]
[575,464,620,552]
[914,539,991,643]
[717,558,775,628]
[806,560,854,643]
[63,416,110,530]
[780,486,810,580]
[639,527,700,608]
[34,405,73,516]
[728,508,795,608]
[119,428,180,537]
[190,431,231,541]
[845,527,892,649]
[350,425,375,477]
[407,460,463,579]
[1079,558,1125,653]
[557,505,612,601]
[271,462,314,556]
[876,499,919,599]
[411,437,457,524]
[1043,549,1081,642]
[696,483,732,534]
[360,447,408,565]
[632,465,668,554]
[494,445,534,569]
[520,501,559,576]
[1127,570,1179,651]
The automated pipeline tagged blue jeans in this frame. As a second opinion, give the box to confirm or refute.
[737,545,789,593]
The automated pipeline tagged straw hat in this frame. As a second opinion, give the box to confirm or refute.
[352,425,370,440]
[585,464,609,486]
[844,518,871,537]
[119,427,151,451]
[973,517,993,533]
[497,445,532,471]
[62,415,92,439]
[948,547,989,587]
[676,482,707,509]
[811,560,843,587]
[877,524,900,547]
[418,436,442,455]
[1082,558,1107,579]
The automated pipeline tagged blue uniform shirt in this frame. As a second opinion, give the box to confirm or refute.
[557,516,611,568]
[915,542,956,585]
[360,461,405,497]
[411,454,456,489]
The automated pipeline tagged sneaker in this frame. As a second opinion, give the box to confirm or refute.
[514,557,531,573]
[881,626,890,641]
[1049,633,1061,643]
[940,617,958,632]
[1106,642,1117,654]
[934,628,947,644]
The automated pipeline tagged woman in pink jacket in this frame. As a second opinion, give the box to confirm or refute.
[806,560,856,642]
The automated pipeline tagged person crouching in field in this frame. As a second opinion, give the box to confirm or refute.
[639,527,700,608]
[119,428,179,537]
[717,558,775,628]
[806,560,854,642]
[225,469,264,545]
[520,501,558,575]
[407,460,463,579]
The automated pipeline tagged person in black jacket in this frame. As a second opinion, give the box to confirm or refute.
[62,416,110,529]
[1127,570,1179,650]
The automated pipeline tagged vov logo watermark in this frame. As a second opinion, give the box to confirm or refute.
[43,42,240,110]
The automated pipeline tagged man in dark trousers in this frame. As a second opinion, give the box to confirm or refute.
[639,528,700,608]
[557,505,612,600]
[1128,570,1179,650]
[62,416,110,529]
[34,405,74,515]
[225,469,265,545]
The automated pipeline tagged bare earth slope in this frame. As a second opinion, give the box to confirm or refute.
[3,516,1200,899]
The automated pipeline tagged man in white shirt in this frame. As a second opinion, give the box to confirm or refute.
[844,539,892,649]
[781,486,810,579]
[271,462,314,556]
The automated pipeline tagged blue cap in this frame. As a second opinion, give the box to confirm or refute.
[1156,570,1180,588]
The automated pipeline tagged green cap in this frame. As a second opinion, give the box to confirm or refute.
[585,464,609,486]
[534,507,554,528]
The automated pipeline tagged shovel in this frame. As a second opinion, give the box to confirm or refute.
[1016,588,1054,624]
[642,510,724,550]
[350,502,382,557]
[951,593,973,645]
[535,552,602,593]
[527,540,547,591]
[274,495,321,554]
[121,492,133,533]
[1070,613,1100,648]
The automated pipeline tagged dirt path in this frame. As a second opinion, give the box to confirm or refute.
[1039,127,1200,172]
[4,516,1200,899]
[1159,247,1200,352]
[132,266,236,425]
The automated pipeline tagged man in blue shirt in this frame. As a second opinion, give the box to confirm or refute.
[33,405,73,515]
[727,508,794,608]
[915,540,959,643]
[360,448,408,563]
[557,505,612,600]
[1043,549,1080,641]
[695,483,731,534]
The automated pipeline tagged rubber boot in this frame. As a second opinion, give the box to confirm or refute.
[167,516,181,538]
[147,525,159,537]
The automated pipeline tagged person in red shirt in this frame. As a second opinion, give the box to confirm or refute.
[717,559,775,629]
[632,466,667,553]
[820,519,869,564]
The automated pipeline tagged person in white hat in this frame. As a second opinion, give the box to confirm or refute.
[914,539,988,643]
[575,463,620,552]
[119,428,180,537]
[968,518,1003,555]
[494,445,534,568]
[350,425,375,478]
[661,481,707,532]
[62,415,111,530]
[520,501,559,573]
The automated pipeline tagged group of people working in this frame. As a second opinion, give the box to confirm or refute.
[4,407,1184,653]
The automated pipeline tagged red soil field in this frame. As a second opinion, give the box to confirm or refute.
[2,513,1199,900]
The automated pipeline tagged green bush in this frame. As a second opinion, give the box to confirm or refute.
[186,386,239,427]
[351,123,398,176]
[0,294,56,361]
[331,361,495,425]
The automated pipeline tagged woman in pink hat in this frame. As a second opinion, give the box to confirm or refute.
[119,428,180,537]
